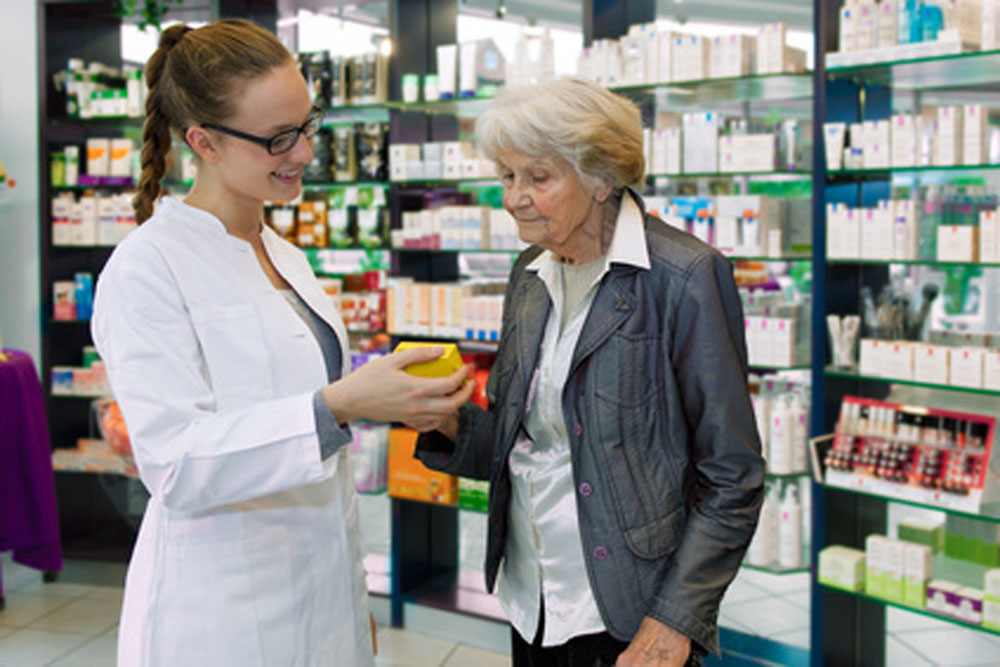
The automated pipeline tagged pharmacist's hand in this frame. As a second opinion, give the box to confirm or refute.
[322,346,474,428]
[616,617,691,667]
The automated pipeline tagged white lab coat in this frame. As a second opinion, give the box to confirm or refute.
[92,197,373,667]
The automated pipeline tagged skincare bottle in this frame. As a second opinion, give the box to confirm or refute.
[778,484,803,568]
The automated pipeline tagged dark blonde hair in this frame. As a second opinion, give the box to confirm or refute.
[476,77,645,193]
[134,19,292,223]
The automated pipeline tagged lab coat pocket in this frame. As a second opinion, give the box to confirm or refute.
[190,303,272,405]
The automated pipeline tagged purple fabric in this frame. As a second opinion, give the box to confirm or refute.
[0,349,63,595]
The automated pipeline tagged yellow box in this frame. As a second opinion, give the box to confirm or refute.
[394,341,463,378]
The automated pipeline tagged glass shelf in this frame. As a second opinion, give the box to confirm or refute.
[765,471,810,480]
[611,73,813,106]
[390,177,499,187]
[742,545,811,575]
[827,258,1000,269]
[819,583,1000,638]
[648,170,811,180]
[727,255,812,263]
[321,104,389,124]
[386,97,494,117]
[821,480,1000,524]
[750,364,813,372]
[391,248,521,255]
[301,181,388,190]
[824,368,1000,397]
[827,48,1000,90]
[828,164,1000,181]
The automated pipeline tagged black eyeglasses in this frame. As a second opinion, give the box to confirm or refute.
[201,106,324,155]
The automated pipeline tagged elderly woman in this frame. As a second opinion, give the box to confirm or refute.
[416,77,764,666]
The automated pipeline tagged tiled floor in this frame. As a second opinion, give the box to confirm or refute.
[0,553,510,667]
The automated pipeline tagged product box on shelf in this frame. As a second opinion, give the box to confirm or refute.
[985,569,1000,631]
[985,350,1000,391]
[387,427,457,505]
[937,224,978,262]
[818,545,866,592]
[913,343,951,385]
[903,541,933,607]
[950,347,985,389]
[824,396,999,514]
[899,519,946,553]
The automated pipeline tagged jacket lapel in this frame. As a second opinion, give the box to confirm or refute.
[570,268,637,376]
[514,273,551,391]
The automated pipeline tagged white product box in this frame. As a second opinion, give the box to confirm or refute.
[85,137,110,177]
[863,120,891,169]
[903,542,931,583]
[719,134,777,173]
[891,115,918,167]
[672,35,708,82]
[682,113,719,173]
[825,122,847,170]
[950,347,985,388]
[97,196,117,246]
[840,6,858,53]
[861,201,894,260]
[651,129,669,174]
[984,0,1000,50]
[827,202,852,259]
[963,104,988,165]
[842,208,861,259]
[913,343,950,385]
[980,210,1000,262]
[859,338,885,376]
[885,341,915,380]
[746,316,767,366]
[935,106,963,166]
[772,318,796,367]
[984,349,1000,391]
[109,138,133,178]
[894,199,918,260]
[665,127,682,174]
[877,0,898,47]
[937,225,978,262]
[656,30,677,83]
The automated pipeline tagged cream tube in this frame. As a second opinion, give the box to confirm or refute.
[459,42,477,98]
[824,122,846,170]
[436,44,457,100]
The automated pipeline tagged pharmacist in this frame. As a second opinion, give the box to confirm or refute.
[92,20,473,667]
[416,78,764,666]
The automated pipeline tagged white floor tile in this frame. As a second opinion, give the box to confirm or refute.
[886,635,935,667]
[0,628,90,667]
[892,626,1000,666]
[375,626,457,666]
[47,626,118,667]
[720,576,771,606]
[26,596,120,636]
[780,588,811,611]
[442,644,511,667]
[734,569,810,595]
[0,558,46,594]
[717,608,755,635]
[721,596,810,637]
[885,606,958,634]
[0,592,75,628]
[770,626,811,651]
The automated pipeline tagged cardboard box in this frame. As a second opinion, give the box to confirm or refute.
[394,341,464,378]
[950,347,985,389]
[913,343,950,385]
[387,427,457,505]
[937,225,978,262]
[818,545,866,592]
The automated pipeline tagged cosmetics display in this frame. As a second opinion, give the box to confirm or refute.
[824,396,998,512]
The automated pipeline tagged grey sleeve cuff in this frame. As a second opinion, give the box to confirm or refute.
[313,389,353,460]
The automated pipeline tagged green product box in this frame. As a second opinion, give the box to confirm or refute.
[903,579,926,608]
[457,477,488,513]
[945,532,966,559]
[818,546,865,592]
[866,568,888,599]
[985,599,1000,632]
[898,520,945,553]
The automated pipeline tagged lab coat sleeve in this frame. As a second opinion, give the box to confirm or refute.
[92,237,337,514]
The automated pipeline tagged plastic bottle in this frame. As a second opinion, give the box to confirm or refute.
[746,483,779,566]
[769,397,793,474]
[778,483,803,568]
[790,394,809,474]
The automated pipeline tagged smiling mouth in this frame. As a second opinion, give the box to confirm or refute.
[271,168,301,180]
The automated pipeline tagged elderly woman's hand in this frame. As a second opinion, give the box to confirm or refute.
[615,617,691,667]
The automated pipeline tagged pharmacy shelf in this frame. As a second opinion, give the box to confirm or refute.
[819,583,1000,638]
[648,170,811,180]
[301,180,388,190]
[728,254,812,263]
[390,177,500,187]
[749,364,812,372]
[765,471,810,480]
[824,368,1000,398]
[389,334,499,352]
[827,48,1000,91]
[611,72,813,107]
[321,104,390,124]
[742,546,811,575]
[826,258,1000,269]
[386,97,494,117]
[828,164,1000,181]
[819,479,1000,525]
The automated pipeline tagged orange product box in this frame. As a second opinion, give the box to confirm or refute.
[387,427,457,505]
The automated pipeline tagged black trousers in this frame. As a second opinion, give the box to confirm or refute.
[510,601,629,667]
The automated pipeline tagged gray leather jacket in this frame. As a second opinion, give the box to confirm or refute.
[417,195,764,656]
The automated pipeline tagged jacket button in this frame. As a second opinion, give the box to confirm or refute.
[579,482,593,497]
[593,546,608,561]
[572,422,583,437]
